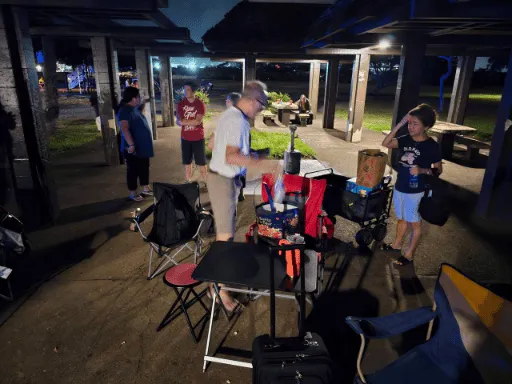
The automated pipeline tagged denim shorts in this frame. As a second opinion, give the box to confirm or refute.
[393,188,424,223]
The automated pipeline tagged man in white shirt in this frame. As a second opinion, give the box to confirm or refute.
[207,81,277,311]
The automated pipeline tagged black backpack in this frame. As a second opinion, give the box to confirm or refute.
[419,177,450,226]
[149,188,199,247]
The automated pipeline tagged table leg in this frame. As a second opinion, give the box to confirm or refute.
[438,133,455,160]
[281,110,290,126]
[203,288,217,372]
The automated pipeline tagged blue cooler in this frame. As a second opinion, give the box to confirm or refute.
[345,177,381,195]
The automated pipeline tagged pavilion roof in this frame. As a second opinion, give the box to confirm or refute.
[202,0,329,54]
[304,0,512,56]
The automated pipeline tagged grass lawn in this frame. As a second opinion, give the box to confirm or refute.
[336,92,501,141]
[48,118,100,156]
[205,130,316,159]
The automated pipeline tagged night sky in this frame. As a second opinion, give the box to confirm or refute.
[162,0,240,42]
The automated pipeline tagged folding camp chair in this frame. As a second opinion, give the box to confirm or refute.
[132,182,212,280]
[346,263,512,384]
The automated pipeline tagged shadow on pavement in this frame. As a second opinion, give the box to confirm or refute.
[0,223,125,324]
[305,290,379,384]
[56,198,134,226]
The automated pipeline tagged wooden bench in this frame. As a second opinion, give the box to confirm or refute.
[298,113,310,127]
[455,135,491,162]
[262,110,277,125]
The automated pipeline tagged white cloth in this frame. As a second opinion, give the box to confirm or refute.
[393,187,424,223]
[209,106,250,178]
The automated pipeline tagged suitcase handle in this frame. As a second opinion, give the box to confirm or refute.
[304,168,333,178]
[268,243,306,340]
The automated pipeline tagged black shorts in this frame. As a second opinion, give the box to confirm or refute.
[181,138,206,166]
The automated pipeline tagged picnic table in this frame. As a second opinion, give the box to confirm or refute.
[271,102,298,126]
[429,121,477,160]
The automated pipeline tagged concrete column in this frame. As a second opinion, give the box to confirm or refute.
[346,53,370,142]
[476,49,512,221]
[243,54,256,89]
[447,56,476,125]
[308,61,320,117]
[90,36,120,165]
[0,6,58,226]
[135,49,157,139]
[323,58,340,129]
[42,37,59,137]
[159,55,174,127]
[390,34,427,168]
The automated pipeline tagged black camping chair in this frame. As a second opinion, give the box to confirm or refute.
[131,182,213,280]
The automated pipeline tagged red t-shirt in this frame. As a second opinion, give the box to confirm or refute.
[178,98,205,141]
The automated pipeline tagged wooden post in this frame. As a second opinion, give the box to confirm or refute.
[323,58,340,129]
[346,53,370,142]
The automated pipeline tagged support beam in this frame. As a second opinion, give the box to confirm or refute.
[0,6,58,226]
[42,37,59,137]
[346,53,370,142]
[390,34,427,168]
[159,55,175,127]
[308,61,321,117]
[476,49,512,221]
[0,0,166,10]
[135,49,157,139]
[30,26,190,40]
[90,36,121,166]
[322,58,340,129]
[243,54,256,89]
[447,56,476,125]
[391,35,427,128]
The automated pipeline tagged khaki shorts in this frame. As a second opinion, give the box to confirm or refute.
[207,172,240,238]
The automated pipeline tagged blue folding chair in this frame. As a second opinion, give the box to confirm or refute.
[346,264,512,384]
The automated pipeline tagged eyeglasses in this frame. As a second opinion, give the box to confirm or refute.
[255,98,267,109]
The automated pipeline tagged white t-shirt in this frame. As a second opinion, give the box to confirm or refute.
[210,107,250,178]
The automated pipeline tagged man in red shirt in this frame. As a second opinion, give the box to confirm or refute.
[177,81,208,182]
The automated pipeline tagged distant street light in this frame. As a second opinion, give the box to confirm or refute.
[36,64,43,72]
[379,39,391,50]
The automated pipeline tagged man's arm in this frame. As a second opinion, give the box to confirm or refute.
[410,161,443,176]
[226,145,274,171]
[208,132,215,151]
[382,114,409,149]
[183,113,204,126]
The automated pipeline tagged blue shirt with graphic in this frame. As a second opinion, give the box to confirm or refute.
[117,105,154,158]
[395,135,442,193]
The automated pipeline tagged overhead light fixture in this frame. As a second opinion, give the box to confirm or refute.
[36,64,43,72]
[379,39,391,50]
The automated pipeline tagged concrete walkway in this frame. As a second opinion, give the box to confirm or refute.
[0,115,510,384]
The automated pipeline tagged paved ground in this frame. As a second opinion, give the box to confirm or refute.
[0,113,511,384]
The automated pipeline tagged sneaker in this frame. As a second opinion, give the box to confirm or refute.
[141,189,153,197]
[129,193,144,202]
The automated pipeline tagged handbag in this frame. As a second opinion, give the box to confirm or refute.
[418,180,450,226]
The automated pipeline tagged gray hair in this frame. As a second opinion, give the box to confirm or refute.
[226,92,242,105]
[242,80,268,102]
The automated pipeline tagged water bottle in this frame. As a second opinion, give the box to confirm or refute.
[274,172,285,205]
[409,166,419,189]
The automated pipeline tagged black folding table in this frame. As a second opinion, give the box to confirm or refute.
[192,241,315,371]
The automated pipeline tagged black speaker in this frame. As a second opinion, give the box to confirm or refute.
[284,150,301,174]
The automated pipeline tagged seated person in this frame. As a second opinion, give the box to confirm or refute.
[293,94,313,124]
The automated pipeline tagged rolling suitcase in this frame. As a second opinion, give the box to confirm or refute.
[252,244,332,383]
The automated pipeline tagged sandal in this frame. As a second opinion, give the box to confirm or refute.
[382,243,402,253]
[393,256,414,266]
[129,193,143,202]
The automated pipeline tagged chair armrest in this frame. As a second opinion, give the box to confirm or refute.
[346,306,436,339]
[136,204,154,224]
